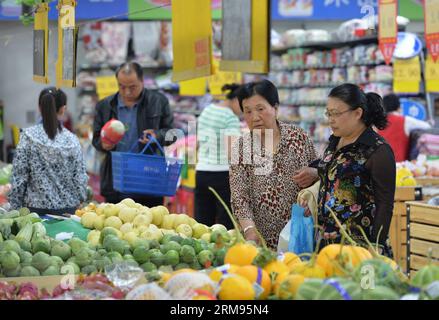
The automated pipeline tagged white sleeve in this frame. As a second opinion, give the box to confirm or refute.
[404,116,431,136]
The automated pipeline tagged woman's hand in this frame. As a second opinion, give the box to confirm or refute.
[298,197,312,217]
[244,228,260,244]
[293,167,318,188]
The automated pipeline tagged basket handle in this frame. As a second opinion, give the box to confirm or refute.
[129,133,166,156]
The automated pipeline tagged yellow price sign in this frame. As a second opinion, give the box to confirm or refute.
[96,76,118,100]
[425,0,439,34]
[393,57,421,82]
[208,70,242,97]
[425,56,439,92]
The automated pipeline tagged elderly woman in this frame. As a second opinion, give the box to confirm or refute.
[229,80,318,249]
[308,83,395,257]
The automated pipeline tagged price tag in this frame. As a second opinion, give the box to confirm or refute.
[425,57,439,92]
[425,0,439,61]
[208,59,242,97]
[378,0,398,65]
[179,77,207,96]
[96,76,118,100]
[393,57,421,81]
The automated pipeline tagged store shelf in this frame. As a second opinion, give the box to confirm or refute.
[271,61,386,72]
[276,80,392,90]
[79,64,172,72]
[271,36,378,55]
[280,101,327,106]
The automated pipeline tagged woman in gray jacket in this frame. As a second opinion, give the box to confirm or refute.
[9,87,88,215]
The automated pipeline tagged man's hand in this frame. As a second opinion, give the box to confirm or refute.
[102,141,115,151]
[139,129,157,144]
[293,167,318,188]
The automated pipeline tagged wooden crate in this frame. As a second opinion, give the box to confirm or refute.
[389,187,422,272]
[407,201,439,277]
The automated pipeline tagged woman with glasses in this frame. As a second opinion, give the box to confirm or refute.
[230,80,318,249]
[303,83,395,257]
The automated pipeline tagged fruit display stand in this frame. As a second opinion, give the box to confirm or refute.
[406,201,439,277]
[390,187,422,273]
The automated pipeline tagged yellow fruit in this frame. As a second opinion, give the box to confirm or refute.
[209,264,239,282]
[224,243,258,266]
[272,272,289,294]
[93,215,105,230]
[234,265,271,300]
[401,176,417,187]
[218,275,255,300]
[275,274,305,300]
[75,209,84,217]
[173,214,190,229]
[103,204,119,218]
[104,216,123,230]
[96,205,104,216]
[120,198,137,208]
[175,224,193,238]
[289,261,326,279]
[279,252,301,269]
[119,207,139,223]
[263,261,290,280]
[87,230,101,247]
[81,211,98,229]
[161,215,175,230]
[124,231,139,246]
[187,218,197,227]
[120,223,134,234]
[133,213,152,228]
[200,232,211,243]
[192,223,210,239]
[316,244,372,277]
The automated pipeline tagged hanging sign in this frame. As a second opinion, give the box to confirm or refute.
[378,0,398,65]
[220,0,269,74]
[208,59,242,98]
[96,76,118,100]
[55,0,78,88]
[171,0,213,82]
[424,0,439,62]
[393,56,421,94]
[425,56,439,93]
[33,2,49,84]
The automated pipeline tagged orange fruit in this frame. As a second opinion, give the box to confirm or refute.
[289,261,326,279]
[280,252,301,268]
[209,264,239,282]
[219,275,255,300]
[263,260,290,281]
[275,274,305,300]
[234,265,272,300]
[224,243,258,266]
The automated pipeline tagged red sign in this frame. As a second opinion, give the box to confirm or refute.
[378,0,398,65]
[424,0,439,62]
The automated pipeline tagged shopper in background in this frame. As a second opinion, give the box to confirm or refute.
[303,83,395,257]
[195,83,242,229]
[378,93,431,162]
[230,80,318,250]
[9,87,88,215]
[92,62,174,207]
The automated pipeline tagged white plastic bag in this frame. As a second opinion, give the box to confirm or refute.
[277,219,291,253]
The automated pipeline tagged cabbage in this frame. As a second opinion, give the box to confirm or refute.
[0,250,20,269]
[20,266,40,277]
[31,252,51,272]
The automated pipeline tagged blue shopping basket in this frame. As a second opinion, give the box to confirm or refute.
[111,135,182,197]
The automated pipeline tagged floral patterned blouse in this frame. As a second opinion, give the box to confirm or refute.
[317,127,396,256]
[9,124,88,210]
[230,122,317,250]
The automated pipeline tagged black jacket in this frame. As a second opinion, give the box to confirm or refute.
[92,89,174,198]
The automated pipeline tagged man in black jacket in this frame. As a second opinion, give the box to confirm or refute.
[92,62,174,206]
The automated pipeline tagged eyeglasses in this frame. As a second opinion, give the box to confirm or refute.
[324,109,352,119]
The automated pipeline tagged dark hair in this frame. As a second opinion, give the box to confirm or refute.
[237,79,279,111]
[38,87,65,140]
[221,83,242,100]
[383,93,400,113]
[328,83,388,130]
[115,62,144,81]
